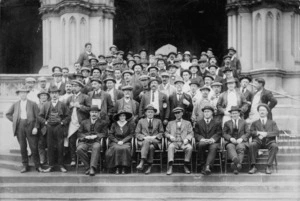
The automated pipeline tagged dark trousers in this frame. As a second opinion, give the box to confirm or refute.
[168,142,193,163]
[77,141,101,169]
[16,120,40,168]
[249,141,278,166]
[138,139,160,164]
[69,132,77,161]
[38,132,47,164]
[47,124,64,166]
[226,142,248,163]
[197,142,220,166]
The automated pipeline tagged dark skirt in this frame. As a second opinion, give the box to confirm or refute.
[105,142,132,168]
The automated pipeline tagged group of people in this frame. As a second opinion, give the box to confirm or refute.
[6,43,279,176]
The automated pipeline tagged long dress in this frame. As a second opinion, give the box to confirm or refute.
[105,121,134,168]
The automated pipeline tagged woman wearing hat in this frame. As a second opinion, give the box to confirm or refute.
[105,110,135,174]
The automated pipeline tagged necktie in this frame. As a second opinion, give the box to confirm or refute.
[152,91,155,102]
[233,119,237,129]
[205,119,209,132]
[149,119,153,129]
[262,119,266,131]
[177,93,182,101]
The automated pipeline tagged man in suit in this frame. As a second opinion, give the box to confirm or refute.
[76,105,108,176]
[104,77,124,106]
[39,86,70,173]
[217,77,248,125]
[135,104,164,174]
[81,67,92,86]
[208,65,223,83]
[25,77,40,104]
[192,86,213,123]
[228,47,242,78]
[114,86,139,124]
[210,82,223,124]
[189,64,204,86]
[138,75,150,102]
[223,106,250,174]
[6,86,43,173]
[249,78,277,121]
[169,77,193,121]
[248,104,279,174]
[167,64,181,85]
[65,80,91,166]
[77,42,96,67]
[165,107,194,175]
[88,78,114,117]
[139,79,170,126]
[194,105,222,175]
[122,70,143,102]
[197,58,210,78]
[187,79,202,105]
[239,76,253,119]
[49,72,66,96]
[158,72,176,98]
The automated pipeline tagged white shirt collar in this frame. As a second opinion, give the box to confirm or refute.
[260,117,267,123]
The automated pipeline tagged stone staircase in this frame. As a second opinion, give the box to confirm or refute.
[0,134,299,201]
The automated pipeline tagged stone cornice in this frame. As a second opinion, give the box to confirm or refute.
[226,0,300,14]
[40,0,115,19]
[242,68,300,78]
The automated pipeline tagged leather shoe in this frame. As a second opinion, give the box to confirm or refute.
[231,157,238,172]
[166,165,173,175]
[265,166,272,174]
[248,166,257,174]
[136,161,144,171]
[70,161,76,167]
[20,166,29,173]
[201,165,211,175]
[115,168,120,174]
[184,165,191,174]
[121,167,126,174]
[89,167,95,176]
[237,163,242,171]
[60,166,67,173]
[85,168,90,175]
[42,167,54,173]
[145,165,152,175]
[233,169,239,175]
[36,167,44,172]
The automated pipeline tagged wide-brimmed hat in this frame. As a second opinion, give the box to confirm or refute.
[198,58,207,63]
[174,77,184,85]
[139,48,148,54]
[208,64,219,69]
[74,73,84,78]
[167,52,177,57]
[160,72,170,78]
[203,74,214,81]
[48,85,61,93]
[257,103,270,112]
[147,66,159,72]
[172,107,184,113]
[121,85,133,91]
[105,67,114,72]
[148,78,160,86]
[144,104,157,113]
[228,106,241,113]
[133,54,141,58]
[200,86,211,92]
[226,77,238,84]
[223,66,233,73]
[180,69,192,77]
[189,64,200,71]
[16,85,30,94]
[211,82,223,87]
[139,75,150,81]
[52,72,63,77]
[228,47,236,53]
[71,80,85,88]
[38,77,47,82]
[104,77,116,84]
[90,105,101,112]
[81,66,91,72]
[91,67,102,75]
[117,50,124,55]
[223,55,231,60]
[98,55,105,59]
[122,69,134,77]
[90,78,102,84]
[25,77,36,83]
[189,79,200,87]
[201,105,214,113]
[132,63,143,70]
[89,57,99,63]
[183,51,191,56]
[37,89,50,99]
[52,66,62,73]
[167,64,179,70]
[239,76,252,82]
[109,45,117,51]
[113,110,133,122]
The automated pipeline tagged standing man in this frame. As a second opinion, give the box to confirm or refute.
[59,81,73,103]
[25,77,40,104]
[169,77,193,121]
[188,79,202,106]
[50,72,66,96]
[248,104,279,174]
[228,47,242,78]
[62,67,70,83]
[194,105,222,175]
[104,77,124,107]
[135,104,164,174]
[138,75,150,102]
[165,107,194,175]
[158,72,176,98]
[6,86,43,173]
[139,79,170,125]
[77,42,96,67]
[66,80,91,166]
[192,86,212,123]
[210,82,223,124]
[223,106,250,174]
[76,105,108,176]
[37,77,49,92]
[239,76,253,119]
[40,86,70,173]
[114,68,123,90]
[197,58,210,78]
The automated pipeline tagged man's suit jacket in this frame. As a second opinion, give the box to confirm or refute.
[106,89,124,105]
[230,57,242,77]
[135,118,164,141]
[217,89,248,115]
[38,101,70,126]
[139,91,170,122]
[197,69,210,78]
[88,90,114,115]
[77,52,96,67]
[6,99,39,136]
[123,80,143,102]
[114,98,139,117]
[165,119,194,142]
[77,118,108,142]
[239,88,253,119]
[223,119,250,143]
[194,118,222,143]
[250,119,279,145]
[169,92,193,121]
[66,93,91,123]
[251,88,277,120]
[49,82,66,96]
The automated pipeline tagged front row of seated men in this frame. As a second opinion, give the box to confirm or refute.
[6,85,279,176]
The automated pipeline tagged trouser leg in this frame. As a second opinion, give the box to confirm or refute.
[248,142,260,165]
[76,143,90,168]
[69,132,77,161]
[267,142,279,166]
[90,142,101,169]
[226,143,238,161]
[16,120,28,167]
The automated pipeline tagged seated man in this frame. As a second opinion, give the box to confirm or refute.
[165,107,194,175]
[135,104,164,174]
[194,105,222,175]
[248,104,279,174]
[223,106,250,174]
[76,105,108,176]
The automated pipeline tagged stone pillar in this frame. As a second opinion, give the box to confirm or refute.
[39,0,115,73]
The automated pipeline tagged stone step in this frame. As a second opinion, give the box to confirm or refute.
[0,192,299,201]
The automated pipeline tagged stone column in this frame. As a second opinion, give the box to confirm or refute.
[39,0,115,73]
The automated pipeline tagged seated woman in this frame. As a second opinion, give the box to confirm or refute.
[105,110,134,174]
